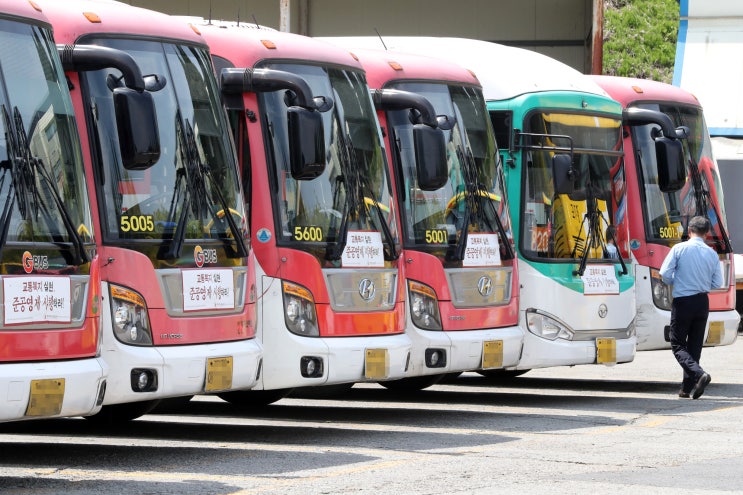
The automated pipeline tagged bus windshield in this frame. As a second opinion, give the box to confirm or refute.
[386,82,511,265]
[631,102,730,252]
[0,17,92,269]
[520,111,624,261]
[260,62,396,263]
[81,38,246,257]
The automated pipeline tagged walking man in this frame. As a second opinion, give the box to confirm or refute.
[660,216,722,399]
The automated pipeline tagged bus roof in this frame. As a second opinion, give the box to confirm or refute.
[190,20,363,71]
[0,0,50,26]
[34,0,205,46]
[591,75,701,109]
[341,47,480,90]
[316,36,608,101]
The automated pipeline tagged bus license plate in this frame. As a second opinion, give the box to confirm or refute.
[706,321,724,345]
[596,338,616,364]
[205,356,233,392]
[25,378,65,417]
[365,349,389,379]
[482,340,504,369]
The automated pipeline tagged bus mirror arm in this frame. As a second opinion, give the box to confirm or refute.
[372,89,438,127]
[220,68,328,111]
[58,44,146,92]
[622,107,678,140]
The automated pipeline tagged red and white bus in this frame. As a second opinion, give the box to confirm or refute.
[36,0,262,420]
[191,22,412,403]
[592,76,738,350]
[335,47,521,388]
[0,0,108,423]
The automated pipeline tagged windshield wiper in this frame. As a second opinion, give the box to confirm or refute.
[325,129,360,261]
[570,183,627,277]
[183,119,247,258]
[447,146,474,262]
[464,147,515,260]
[158,114,247,260]
[686,152,732,253]
[0,105,87,265]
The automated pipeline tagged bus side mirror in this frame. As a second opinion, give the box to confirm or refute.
[288,106,326,180]
[113,87,160,170]
[656,137,686,192]
[414,124,447,191]
[552,153,575,195]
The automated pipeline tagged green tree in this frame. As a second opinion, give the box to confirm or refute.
[603,0,679,83]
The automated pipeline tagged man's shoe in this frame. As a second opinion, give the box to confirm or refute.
[691,373,711,399]
[678,390,690,398]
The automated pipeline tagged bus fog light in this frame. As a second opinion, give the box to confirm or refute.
[425,348,446,368]
[130,369,158,392]
[300,356,323,378]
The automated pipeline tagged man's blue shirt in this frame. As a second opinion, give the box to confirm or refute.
[659,236,723,298]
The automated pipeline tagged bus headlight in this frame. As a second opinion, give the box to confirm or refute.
[650,269,672,311]
[525,309,573,341]
[408,280,442,330]
[282,281,319,336]
[109,284,153,345]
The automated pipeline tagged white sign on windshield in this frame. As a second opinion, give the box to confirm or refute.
[3,276,72,324]
[342,231,384,268]
[581,265,619,295]
[182,269,235,311]
[463,233,501,267]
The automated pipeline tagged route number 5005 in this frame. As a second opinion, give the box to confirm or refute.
[121,215,154,232]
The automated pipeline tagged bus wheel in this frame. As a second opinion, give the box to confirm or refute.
[217,389,292,407]
[84,400,161,423]
[150,395,194,414]
[477,369,530,380]
[380,374,444,391]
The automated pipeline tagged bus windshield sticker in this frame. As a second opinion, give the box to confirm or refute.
[182,269,235,311]
[341,231,384,268]
[463,233,501,267]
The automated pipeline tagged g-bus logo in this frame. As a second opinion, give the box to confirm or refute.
[194,246,218,267]
[22,251,49,274]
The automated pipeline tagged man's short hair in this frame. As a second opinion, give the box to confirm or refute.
[688,216,711,235]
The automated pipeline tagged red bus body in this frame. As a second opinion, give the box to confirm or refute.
[195,23,412,392]
[0,0,107,422]
[35,0,262,417]
[346,47,522,380]
[592,75,738,350]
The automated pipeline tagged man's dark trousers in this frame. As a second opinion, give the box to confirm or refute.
[669,292,709,393]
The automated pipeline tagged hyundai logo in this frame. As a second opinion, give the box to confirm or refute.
[477,275,493,297]
[598,303,608,319]
[358,278,376,301]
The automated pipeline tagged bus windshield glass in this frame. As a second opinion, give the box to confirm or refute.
[631,102,729,252]
[521,112,624,261]
[260,62,396,261]
[0,18,92,265]
[387,82,511,264]
[81,38,246,255]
